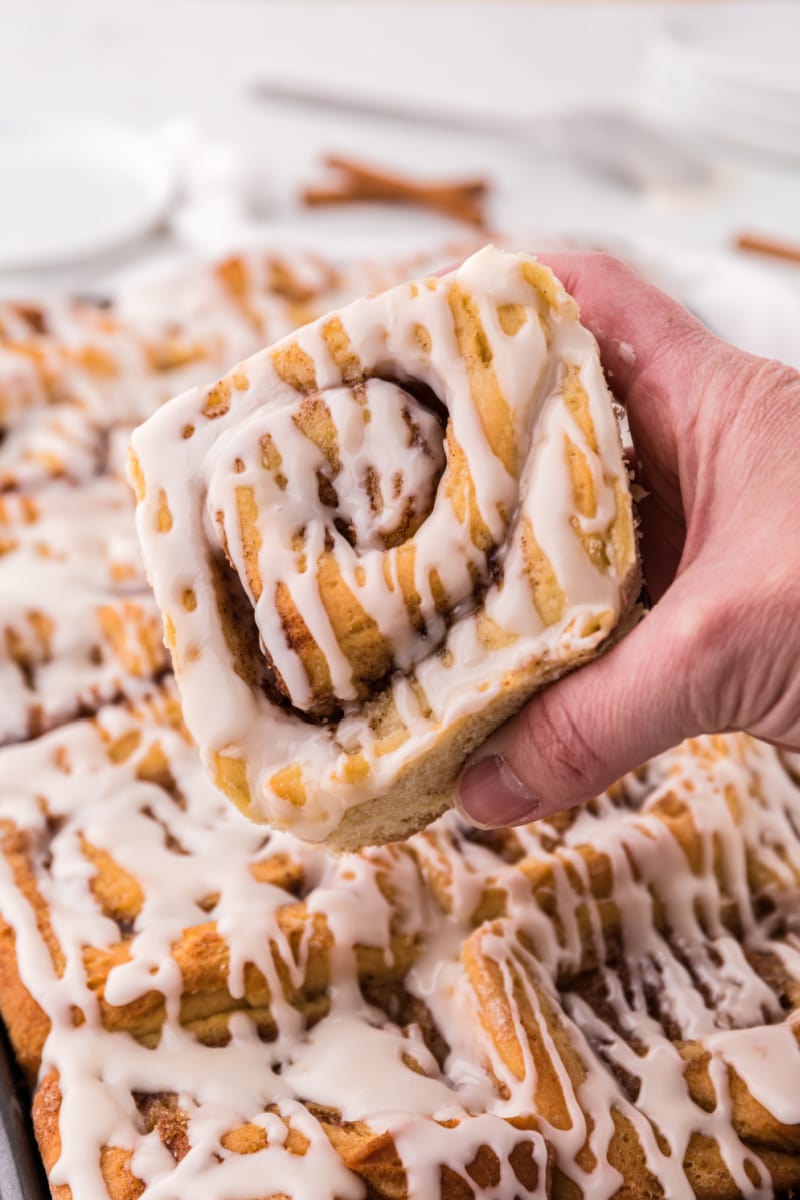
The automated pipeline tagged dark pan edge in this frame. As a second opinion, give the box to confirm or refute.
[0,1020,50,1200]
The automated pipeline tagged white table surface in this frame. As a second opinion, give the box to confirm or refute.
[0,1,799,296]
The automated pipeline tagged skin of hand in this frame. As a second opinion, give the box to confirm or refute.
[457,251,800,830]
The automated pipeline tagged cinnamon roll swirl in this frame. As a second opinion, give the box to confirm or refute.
[130,247,640,849]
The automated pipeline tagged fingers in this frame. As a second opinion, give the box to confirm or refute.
[451,251,743,831]
[539,252,727,579]
[456,576,715,828]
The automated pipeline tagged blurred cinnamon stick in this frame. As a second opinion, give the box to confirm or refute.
[302,154,490,228]
[734,231,800,266]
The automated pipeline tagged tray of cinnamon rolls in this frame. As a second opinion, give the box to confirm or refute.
[1,242,800,1200]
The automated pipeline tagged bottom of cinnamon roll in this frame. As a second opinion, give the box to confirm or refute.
[328,598,643,852]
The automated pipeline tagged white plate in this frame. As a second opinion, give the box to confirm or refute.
[649,8,800,158]
[0,115,174,271]
[663,8,800,97]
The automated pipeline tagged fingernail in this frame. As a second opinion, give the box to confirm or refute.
[456,755,540,829]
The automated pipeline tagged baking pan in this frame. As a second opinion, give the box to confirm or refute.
[0,1021,49,1200]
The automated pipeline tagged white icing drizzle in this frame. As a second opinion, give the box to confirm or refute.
[1,688,800,1198]
[131,247,638,842]
[2,244,800,1199]
[0,251,432,493]
[0,478,167,744]
[0,249,454,746]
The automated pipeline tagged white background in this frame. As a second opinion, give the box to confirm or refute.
[0,1,799,302]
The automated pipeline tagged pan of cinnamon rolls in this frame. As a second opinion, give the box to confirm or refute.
[1,242,800,1200]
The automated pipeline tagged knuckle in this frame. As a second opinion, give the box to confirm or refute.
[723,355,800,436]
[666,561,797,740]
[672,589,743,733]
[727,569,799,734]
[589,251,632,288]
[670,595,724,660]
[746,355,800,401]
[650,317,710,388]
[518,689,607,803]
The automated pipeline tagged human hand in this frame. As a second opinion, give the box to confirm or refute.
[457,252,800,828]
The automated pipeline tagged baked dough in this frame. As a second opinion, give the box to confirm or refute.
[0,245,799,1200]
[130,247,640,850]
[1,689,799,1199]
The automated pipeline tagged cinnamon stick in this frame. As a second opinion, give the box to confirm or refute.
[734,231,800,266]
[324,154,488,198]
[301,154,490,228]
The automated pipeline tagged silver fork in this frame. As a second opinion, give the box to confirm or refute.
[250,80,713,194]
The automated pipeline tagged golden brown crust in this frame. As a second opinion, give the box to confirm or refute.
[4,248,800,1200]
[329,601,643,853]
[0,914,50,1089]
[12,741,800,1200]
[1,793,418,1064]
[8,719,800,1200]
[0,823,57,1087]
[33,1072,145,1200]
[130,249,642,852]
[33,1076,553,1200]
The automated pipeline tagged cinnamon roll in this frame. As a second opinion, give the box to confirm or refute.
[3,687,800,1200]
[0,252,457,493]
[0,478,167,743]
[130,247,640,849]
[5,242,800,1200]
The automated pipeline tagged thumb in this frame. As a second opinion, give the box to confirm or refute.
[456,577,715,828]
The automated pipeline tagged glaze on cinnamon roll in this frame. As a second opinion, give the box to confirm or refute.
[129,248,640,849]
[5,694,800,1200]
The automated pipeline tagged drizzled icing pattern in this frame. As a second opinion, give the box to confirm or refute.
[0,250,453,749]
[0,251,431,492]
[0,478,166,744]
[0,296,182,492]
[130,248,640,846]
[1,688,800,1198]
[2,243,799,1199]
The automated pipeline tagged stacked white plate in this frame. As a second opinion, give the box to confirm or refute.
[647,6,800,160]
[0,116,174,272]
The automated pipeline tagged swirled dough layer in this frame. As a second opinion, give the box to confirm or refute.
[130,247,640,849]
